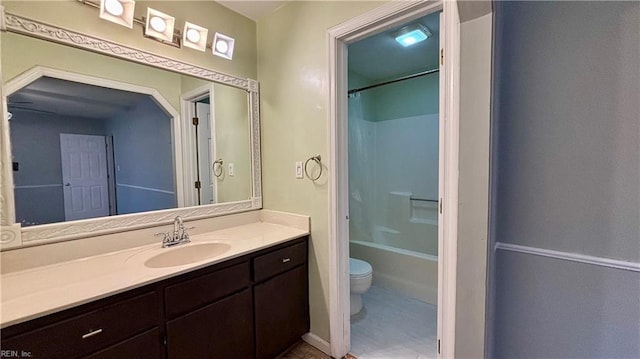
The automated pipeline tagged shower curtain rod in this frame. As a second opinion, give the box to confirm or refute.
[347,67,440,95]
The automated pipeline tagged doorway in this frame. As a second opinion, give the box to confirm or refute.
[328,2,460,358]
[346,10,441,358]
[181,85,217,207]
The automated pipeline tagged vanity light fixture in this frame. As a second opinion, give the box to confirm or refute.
[145,8,176,43]
[393,23,431,47]
[212,33,235,60]
[183,22,208,52]
[99,0,135,28]
[80,0,237,57]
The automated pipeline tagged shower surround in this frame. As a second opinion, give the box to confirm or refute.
[348,93,439,304]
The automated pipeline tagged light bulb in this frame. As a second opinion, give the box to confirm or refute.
[215,40,228,54]
[186,28,200,43]
[104,0,124,16]
[150,16,167,33]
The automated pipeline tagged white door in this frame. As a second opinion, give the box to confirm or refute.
[60,133,110,221]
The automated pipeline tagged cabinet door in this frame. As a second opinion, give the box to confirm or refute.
[255,265,309,359]
[166,289,253,359]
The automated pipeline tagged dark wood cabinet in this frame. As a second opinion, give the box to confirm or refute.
[85,328,161,359]
[255,265,309,359]
[166,289,254,359]
[1,291,160,359]
[1,236,309,359]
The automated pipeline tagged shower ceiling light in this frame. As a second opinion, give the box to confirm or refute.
[144,8,175,43]
[394,23,431,47]
[99,0,135,28]
[183,22,208,52]
[212,32,235,60]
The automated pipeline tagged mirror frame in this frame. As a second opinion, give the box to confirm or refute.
[0,8,262,249]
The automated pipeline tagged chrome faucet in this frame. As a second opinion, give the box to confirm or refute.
[155,216,192,248]
[173,215,184,240]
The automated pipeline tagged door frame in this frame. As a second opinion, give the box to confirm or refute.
[327,1,461,358]
[180,84,217,207]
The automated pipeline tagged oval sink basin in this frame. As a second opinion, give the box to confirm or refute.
[145,243,231,268]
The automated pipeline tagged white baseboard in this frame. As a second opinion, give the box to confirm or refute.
[303,332,331,356]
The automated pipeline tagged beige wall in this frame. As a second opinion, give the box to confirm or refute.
[2,0,257,79]
[214,84,252,202]
[259,1,493,354]
[257,0,384,342]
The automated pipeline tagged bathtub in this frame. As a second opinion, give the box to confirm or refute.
[349,240,438,305]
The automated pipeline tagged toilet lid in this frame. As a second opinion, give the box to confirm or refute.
[350,258,372,277]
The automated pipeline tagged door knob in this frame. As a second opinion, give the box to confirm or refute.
[64,183,71,186]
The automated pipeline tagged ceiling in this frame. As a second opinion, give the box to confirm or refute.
[348,11,441,84]
[8,77,150,120]
[216,0,288,21]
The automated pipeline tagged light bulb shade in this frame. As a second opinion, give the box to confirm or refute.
[212,32,235,60]
[393,23,432,47]
[183,22,208,52]
[99,0,135,28]
[145,8,175,43]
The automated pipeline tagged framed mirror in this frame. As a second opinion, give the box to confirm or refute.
[0,8,261,248]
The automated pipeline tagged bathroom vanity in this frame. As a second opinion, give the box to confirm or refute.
[0,213,310,359]
[0,5,312,358]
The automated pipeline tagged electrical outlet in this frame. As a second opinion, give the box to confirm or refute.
[295,161,303,179]
[228,163,234,176]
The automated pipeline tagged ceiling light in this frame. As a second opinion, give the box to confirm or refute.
[99,0,135,28]
[183,22,208,52]
[212,33,235,60]
[394,24,431,47]
[145,8,175,43]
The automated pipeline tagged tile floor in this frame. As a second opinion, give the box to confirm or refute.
[350,285,437,359]
[278,341,331,359]
[281,285,437,359]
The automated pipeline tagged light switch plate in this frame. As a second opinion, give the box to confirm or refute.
[228,163,234,176]
[295,161,303,179]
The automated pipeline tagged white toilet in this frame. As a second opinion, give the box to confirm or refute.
[349,258,373,315]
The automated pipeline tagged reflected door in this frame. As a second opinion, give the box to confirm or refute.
[60,133,110,221]
[196,101,216,204]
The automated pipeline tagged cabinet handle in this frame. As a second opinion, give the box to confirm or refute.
[82,329,103,339]
[282,258,291,263]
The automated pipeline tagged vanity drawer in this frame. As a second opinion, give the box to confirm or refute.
[85,328,160,359]
[165,261,250,318]
[253,241,307,282]
[2,291,158,359]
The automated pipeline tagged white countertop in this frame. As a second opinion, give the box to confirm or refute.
[0,218,309,328]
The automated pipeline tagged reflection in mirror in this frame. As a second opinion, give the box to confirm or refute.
[1,28,256,233]
[182,82,251,206]
[9,77,176,226]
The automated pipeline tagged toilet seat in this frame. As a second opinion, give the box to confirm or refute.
[350,258,372,278]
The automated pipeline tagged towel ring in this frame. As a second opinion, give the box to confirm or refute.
[212,158,224,178]
[304,154,323,181]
